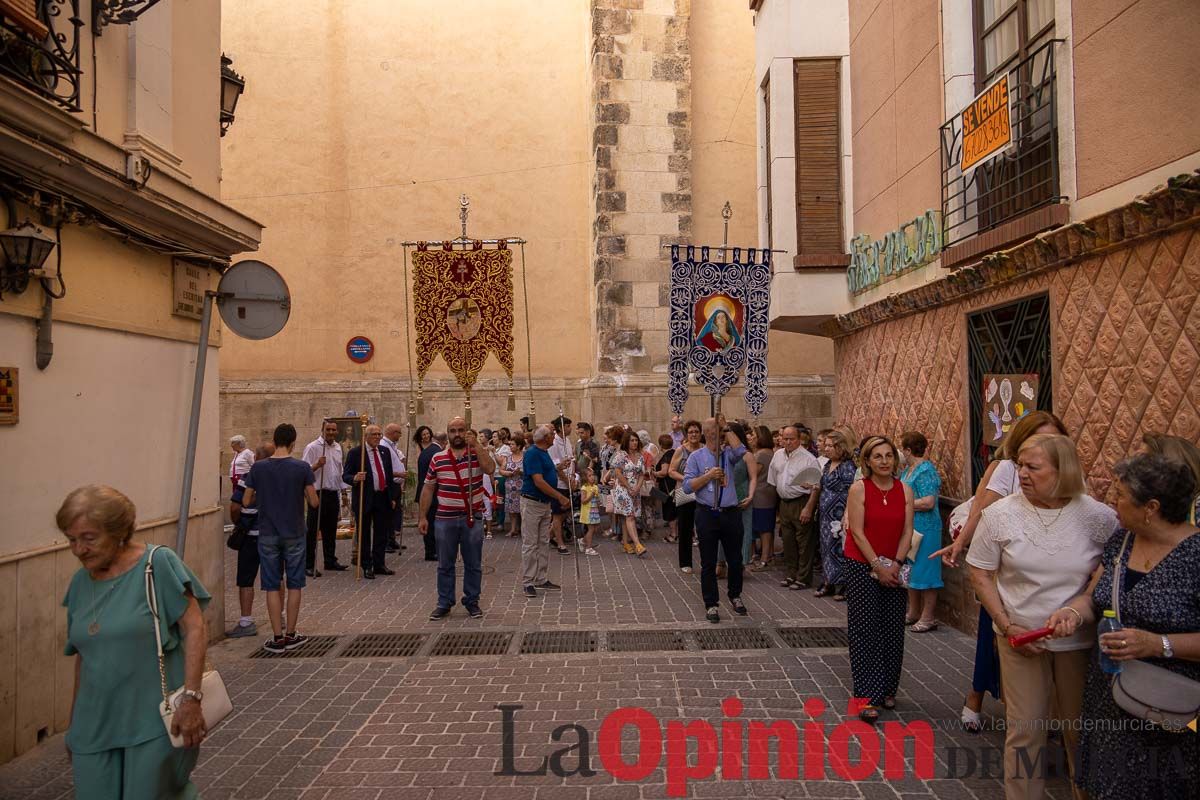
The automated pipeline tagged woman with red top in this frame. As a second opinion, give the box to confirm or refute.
[844,435,914,723]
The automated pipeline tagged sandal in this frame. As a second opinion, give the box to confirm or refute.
[814,585,831,598]
[665,535,678,544]
[882,697,897,710]
[858,705,880,724]
[780,577,796,588]
[831,593,846,602]
[909,620,939,633]
[904,616,919,626]
[635,543,647,557]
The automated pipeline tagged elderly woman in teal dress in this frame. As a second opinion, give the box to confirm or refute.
[899,432,943,632]
[59,485,211,799]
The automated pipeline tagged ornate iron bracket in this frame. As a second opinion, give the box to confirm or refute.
[92,0,164,33]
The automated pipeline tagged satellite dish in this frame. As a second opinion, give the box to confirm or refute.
[216,259,290,340]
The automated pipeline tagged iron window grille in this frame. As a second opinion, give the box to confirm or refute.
[940,38,1063,248]
[0,0,82,111]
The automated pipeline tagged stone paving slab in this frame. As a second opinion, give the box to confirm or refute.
[0,531,1076,799]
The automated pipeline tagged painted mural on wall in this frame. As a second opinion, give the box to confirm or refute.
[983,373,1039,447]
[668,245,770,417]
[846,210,943,294]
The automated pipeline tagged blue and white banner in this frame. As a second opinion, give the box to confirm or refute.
[668,245,770,417]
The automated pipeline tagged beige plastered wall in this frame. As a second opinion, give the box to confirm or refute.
[0,0,231,761]
[218,0,593,383]
[845,0,945,309]
[1070,0,1200,205]
[0,242,225,762]
[219,1,826,438]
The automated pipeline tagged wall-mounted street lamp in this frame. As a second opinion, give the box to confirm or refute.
[220,54,245,137]
[0,220,56,297]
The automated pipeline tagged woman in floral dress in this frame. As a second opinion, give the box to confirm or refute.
[501,434,525,537]
[814,429,856,600]
[610,429,647,556]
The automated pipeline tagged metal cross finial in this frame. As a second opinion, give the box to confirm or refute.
[459,194,470,239]
[721,201,733,247]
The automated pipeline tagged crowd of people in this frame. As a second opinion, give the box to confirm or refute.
[52,410,1198,799]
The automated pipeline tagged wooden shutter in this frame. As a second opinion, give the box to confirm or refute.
[794,59,843,254]
[0,0,49,39]
[763,77,773,252]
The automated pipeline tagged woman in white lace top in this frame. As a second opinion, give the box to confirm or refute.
[967,433,1118,800]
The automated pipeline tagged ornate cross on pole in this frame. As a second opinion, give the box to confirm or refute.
[721,201,732,248]
[459,194,470,240]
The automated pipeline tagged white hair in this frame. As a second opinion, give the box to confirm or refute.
[230,434,247,446]
[533,425,555,445]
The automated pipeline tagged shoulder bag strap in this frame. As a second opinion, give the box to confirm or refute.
[1111,531,1133,622]
[144,544,170,707]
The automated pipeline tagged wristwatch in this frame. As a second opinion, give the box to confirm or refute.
[1161,635,1174,659]
[174,689,204,708]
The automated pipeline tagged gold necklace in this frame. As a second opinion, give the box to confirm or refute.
[87,578,120,636]
[877,478,896,505]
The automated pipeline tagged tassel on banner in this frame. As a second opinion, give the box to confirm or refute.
[416,383,425,415]
[507,379,516,411]
[408,400,417,429]
[464,391,472,428]
[527,399,536,428]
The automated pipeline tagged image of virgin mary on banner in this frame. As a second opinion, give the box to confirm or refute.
[668,245,770,417]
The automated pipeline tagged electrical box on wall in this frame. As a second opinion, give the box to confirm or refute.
[125,152,150,184]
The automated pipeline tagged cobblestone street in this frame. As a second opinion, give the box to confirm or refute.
[0,528,1081,800]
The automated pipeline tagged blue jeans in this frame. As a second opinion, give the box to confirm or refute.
[258,534,305,591]
[434,516,484,609]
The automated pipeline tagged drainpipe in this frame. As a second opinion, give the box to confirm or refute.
[35,293,53,369]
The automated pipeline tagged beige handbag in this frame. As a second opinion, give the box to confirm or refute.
[1108,533,1200,732]
[145,546,233,747]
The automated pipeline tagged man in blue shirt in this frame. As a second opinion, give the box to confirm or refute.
[683,416,749,623]
[520,425,570,598]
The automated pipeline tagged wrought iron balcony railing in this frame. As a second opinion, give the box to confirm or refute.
[0,0,83,112]
[940,38,1064,248]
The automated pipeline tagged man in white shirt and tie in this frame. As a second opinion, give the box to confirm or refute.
[302,420,348,574]
[767,426,822,589]
[381,423,409,553]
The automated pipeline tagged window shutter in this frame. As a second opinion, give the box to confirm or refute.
[794,59,842,254]
[0,0,49,39]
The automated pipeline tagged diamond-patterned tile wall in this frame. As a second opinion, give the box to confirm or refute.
[833,226,1200,505]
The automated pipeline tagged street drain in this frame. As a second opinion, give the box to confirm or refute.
[696,628,775,651]
[429,631,512,657]
[607,629,687,653]
[777,627,850,648]
[519,630,597,655]
[340,633,428,658]
[248,635,340,659]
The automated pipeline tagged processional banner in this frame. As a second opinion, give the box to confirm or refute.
[411,243,515,399]
[668,245,770,417]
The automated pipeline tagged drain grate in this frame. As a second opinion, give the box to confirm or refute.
[519,630,597,655]
[248,635,340,659]
[429,631,512,657]
[696,627,775,651]
[607,629,687,653]
[778,627,850,649]
[340,633,428,659]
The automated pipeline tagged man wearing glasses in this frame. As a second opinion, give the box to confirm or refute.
[682,416,750,623]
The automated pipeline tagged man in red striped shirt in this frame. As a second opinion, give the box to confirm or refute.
[418,416,496,620]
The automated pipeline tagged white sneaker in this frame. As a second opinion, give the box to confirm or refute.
[681,566,693,574]
[584,547,599,556]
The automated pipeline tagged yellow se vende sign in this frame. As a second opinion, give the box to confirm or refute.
[960,74,1013,173]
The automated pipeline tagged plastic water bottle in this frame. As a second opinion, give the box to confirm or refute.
[1098,610,1123,675]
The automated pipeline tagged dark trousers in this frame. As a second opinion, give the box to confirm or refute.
[423,501,438,559]
[391,498,404,545]
[844,559,907,704]
[779,496,817,585]
[676,501,696,569]
[305,489,340,569]
[354,494,392,570]
[695,506,744,608]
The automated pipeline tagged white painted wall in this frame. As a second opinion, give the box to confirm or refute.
[0,317,220,556]
[755,0,853,326]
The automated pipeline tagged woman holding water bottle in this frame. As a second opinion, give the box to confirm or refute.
[966,434,1118,800]
[1050,453,1200,800]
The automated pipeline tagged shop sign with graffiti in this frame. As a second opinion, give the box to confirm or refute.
[846,210,943,295]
